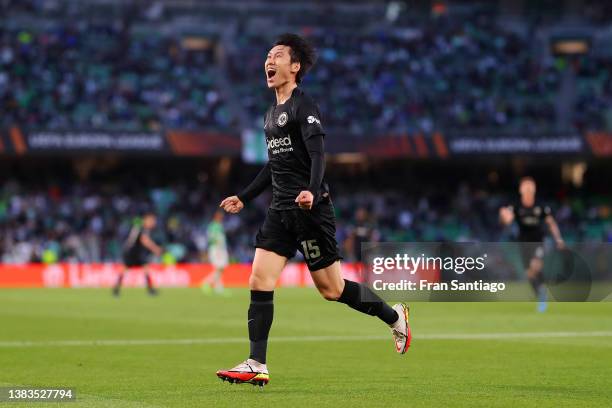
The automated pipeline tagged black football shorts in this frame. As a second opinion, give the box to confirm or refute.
[254,198,342,272]
[123,251,146,268]
[520,243,544,269]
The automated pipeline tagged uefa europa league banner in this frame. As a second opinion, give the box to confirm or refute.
[362,242,612,302]
[4,127,611,157]
[0,127,242,156]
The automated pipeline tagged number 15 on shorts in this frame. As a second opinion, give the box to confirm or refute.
[301,239,320,260]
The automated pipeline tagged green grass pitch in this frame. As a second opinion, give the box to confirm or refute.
[1,288,611,407]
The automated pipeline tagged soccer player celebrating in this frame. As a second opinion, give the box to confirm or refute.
[201,210,229,294]
[216,34,411,387]
[499,177,565,312]
[112,213,163,297]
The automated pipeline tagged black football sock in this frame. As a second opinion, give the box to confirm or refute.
[145,273,154,290]
[337,279,399,325]
[114,273,124,291]
[528,272,544,295]
[248,290,274,364]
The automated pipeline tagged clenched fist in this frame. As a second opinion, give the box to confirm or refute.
[295,190,314,210]
[220,196,244,214]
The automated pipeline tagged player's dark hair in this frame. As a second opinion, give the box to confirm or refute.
[274,33,317,84]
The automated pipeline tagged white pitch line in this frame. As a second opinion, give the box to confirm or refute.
[1,331,611,348]
[417,331,612,340]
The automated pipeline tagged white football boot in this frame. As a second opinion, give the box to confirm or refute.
[216,359,270,387]
[389,303,411,354]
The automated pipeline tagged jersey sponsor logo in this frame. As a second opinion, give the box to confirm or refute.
[522,216,539,226]
[307,115,321,125]
[277,112,288,127]
[267,135,293,154]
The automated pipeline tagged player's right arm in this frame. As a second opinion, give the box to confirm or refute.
[140,233,163,257]
[544,209,565,249]
[499,205,514,226]
[220,162,272,214]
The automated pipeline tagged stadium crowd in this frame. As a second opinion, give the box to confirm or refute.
[231,16,561,134]
[573,54,612,131]
[0,22,233,131]
[2,3,611,135]
[1,175,610,264]
[1,2,611,265]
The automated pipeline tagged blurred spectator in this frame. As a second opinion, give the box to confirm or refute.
[229,15,561,134]
[1,169,609,264]
[6,3,612,135]
[0,21,234,131]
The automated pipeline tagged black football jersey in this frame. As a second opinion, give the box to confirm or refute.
[123,226,150,259]
[511,203,551,242]
[263,87,329,210]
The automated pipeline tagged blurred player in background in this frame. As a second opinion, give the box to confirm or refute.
[112,213,163,297]
[499,177,565,312]
[215,33,411,388]
[347,207,377,262]
[201,210,229,295]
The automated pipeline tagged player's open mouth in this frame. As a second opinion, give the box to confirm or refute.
[267,69,276,79]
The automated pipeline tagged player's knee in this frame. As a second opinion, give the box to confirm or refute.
[249,274,266,290]
[318,285,342,301]
[532,260,543,272]
[527,263,542,278]
[249,268,273,291]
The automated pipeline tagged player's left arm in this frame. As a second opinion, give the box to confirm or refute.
[499,205,514,226]
[295,99,325,210]
[544,207,565,249]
